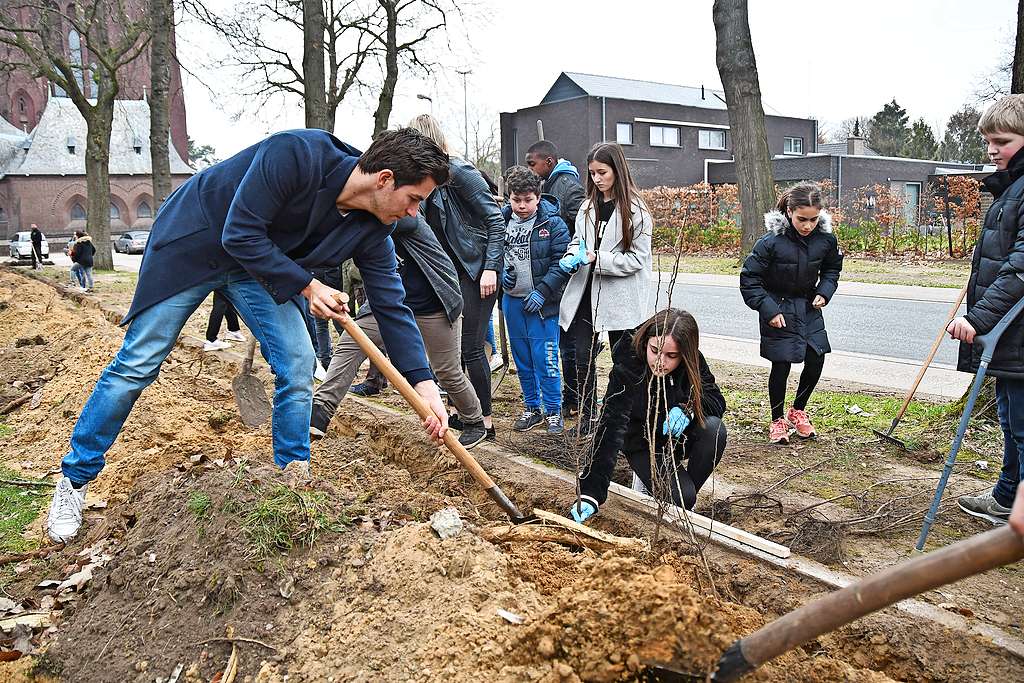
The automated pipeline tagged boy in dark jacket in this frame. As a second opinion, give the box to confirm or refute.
[951,95,1024,525]
[500,166,571,434]
[69,230,95,291]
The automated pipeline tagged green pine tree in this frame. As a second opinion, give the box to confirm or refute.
[867,99,911,157]
[904,118,939,160]
[939,106,987,163]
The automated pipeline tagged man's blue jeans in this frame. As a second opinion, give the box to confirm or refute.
[61,271,315,484]
[993,377,1024,508]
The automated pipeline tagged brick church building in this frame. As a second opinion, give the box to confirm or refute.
[0,6,193,242]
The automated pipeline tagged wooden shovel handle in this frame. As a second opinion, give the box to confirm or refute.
[330,294,497,492]
[739,525,1024,669]
[892,283,968,423]
[241,337,258,375]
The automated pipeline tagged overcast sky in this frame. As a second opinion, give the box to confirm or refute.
[176,0,1016,160]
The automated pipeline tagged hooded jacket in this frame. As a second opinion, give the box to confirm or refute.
[959,150,1024,378]
[425,156,505,280]
[740,210,843,363]
[578,329,726,510]
[543,160,585,234]
[70,234,95,268]
[500,195,572,318]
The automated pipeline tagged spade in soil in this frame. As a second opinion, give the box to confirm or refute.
[232,337,271,427]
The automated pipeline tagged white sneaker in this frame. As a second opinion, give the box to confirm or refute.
[223,330,246,342]
[203,339,232,352]
[47,477,87,543]
[314,361,327,382]
[489,355,504,372]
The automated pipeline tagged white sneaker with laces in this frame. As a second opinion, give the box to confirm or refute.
[223,330,246,342]
[47,477,87,543]
[203,339,232,352]
[314,361,328,382]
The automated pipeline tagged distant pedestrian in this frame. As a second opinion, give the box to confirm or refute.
[499,166,571,435]
[68,230,95,291]
[30,224,43,270]
[204,290,246,352]
[740,182,843,445]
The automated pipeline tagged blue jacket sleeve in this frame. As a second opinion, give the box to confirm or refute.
[220,132,317,303]
[535,215,571,301]
[354,234,433,385]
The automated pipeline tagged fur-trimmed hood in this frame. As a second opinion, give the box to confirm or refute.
[764,209,832,235]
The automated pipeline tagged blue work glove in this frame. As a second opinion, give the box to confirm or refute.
[559,237,589,273]
[502,266,517,290]
[662,406,691,437]
[569,500,596,523]
[522,290,545,313]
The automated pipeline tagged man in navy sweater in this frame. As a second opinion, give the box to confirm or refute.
[46,128,450,543]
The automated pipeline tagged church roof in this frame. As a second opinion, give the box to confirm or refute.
[1,96,193,177]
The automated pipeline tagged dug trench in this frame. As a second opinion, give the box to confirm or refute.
[0,268,1021,681]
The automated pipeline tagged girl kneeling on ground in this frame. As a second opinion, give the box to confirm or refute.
[740,182,844,444]
[500,166,572,434]
[569,308,727,522]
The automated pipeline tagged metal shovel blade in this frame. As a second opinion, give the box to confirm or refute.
[233,338,271,427]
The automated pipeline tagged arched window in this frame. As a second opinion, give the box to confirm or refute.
[109,202,120,220]
[70,202,86,220]
[136,201,152,218]
[68,29,84,93]
[17,97,25,113]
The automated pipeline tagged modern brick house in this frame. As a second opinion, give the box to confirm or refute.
[499,72,818,188]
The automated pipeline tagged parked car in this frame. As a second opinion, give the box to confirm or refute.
[113,230,150,254]
[9,231,49,260]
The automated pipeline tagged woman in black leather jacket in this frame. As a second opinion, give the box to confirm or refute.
[409,114,505,437]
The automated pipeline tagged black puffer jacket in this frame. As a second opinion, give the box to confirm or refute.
[740,210,843,363]
[578,330,726,508]
[425,156,504,281]
[959,152,1024,378]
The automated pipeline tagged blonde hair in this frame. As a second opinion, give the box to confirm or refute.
[407,114,450,155]
[979,95,1024,136]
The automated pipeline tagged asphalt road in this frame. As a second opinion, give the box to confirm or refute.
[653,280,966,367]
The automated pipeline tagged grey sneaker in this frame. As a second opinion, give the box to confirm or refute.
[513,409,544,432]
[47,477,87,543]
[458,422,487,449]
[546,413,564,435]
[957,489,1011,526]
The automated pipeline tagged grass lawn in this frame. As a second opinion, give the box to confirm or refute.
[655,254,971,289]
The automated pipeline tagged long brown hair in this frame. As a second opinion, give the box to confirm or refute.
[776,182,824,213]
[586,142,641,252]
[632,308,705,426]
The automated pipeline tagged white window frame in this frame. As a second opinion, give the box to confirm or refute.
[698,129,727,150]
[784,136,804,155]
[616,122,633,145]
[650,125,680,148]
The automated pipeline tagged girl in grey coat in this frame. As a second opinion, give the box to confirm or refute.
[558,143,654,433]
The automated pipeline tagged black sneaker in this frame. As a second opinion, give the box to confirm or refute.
[350,382,381,397]
[561,404,579,418]
[485,426,496,442]
[448,414,466,431]
[513,409,544,432]
[566,419,597,439]
[309,402,334,439]
[458,422,487,449]
[546,413,564,435]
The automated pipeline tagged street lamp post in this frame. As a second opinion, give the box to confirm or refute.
[456,68,471,159]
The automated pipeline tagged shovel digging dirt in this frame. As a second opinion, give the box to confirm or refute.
[232,337,271,427]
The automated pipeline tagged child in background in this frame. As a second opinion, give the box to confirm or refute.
[740,182,843,444]
[500,166,571,434]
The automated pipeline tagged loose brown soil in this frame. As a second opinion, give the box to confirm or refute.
[1,267,1023,682]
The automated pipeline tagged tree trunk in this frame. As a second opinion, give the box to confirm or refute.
[713,0,775,256]
[371,0,398,138]
[302,0,330,130]
[1014,0,1024,94]
[86,103,115,270]
[150,0,173,208]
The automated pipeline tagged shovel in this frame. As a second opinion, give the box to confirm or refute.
[232,337,272,427]
[331,293,531,523]
[874,284,968,449]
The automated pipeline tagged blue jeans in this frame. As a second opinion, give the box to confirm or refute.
[70,264,93,289]
[502,295,561,414]
[993,377,1024,507]
[61,271,315,484]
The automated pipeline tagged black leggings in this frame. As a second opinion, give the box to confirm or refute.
[626,416,728,510]
[205,291,240,342]
[768,346,825,420]
[459,271,498,417]
[571,300,626,422]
